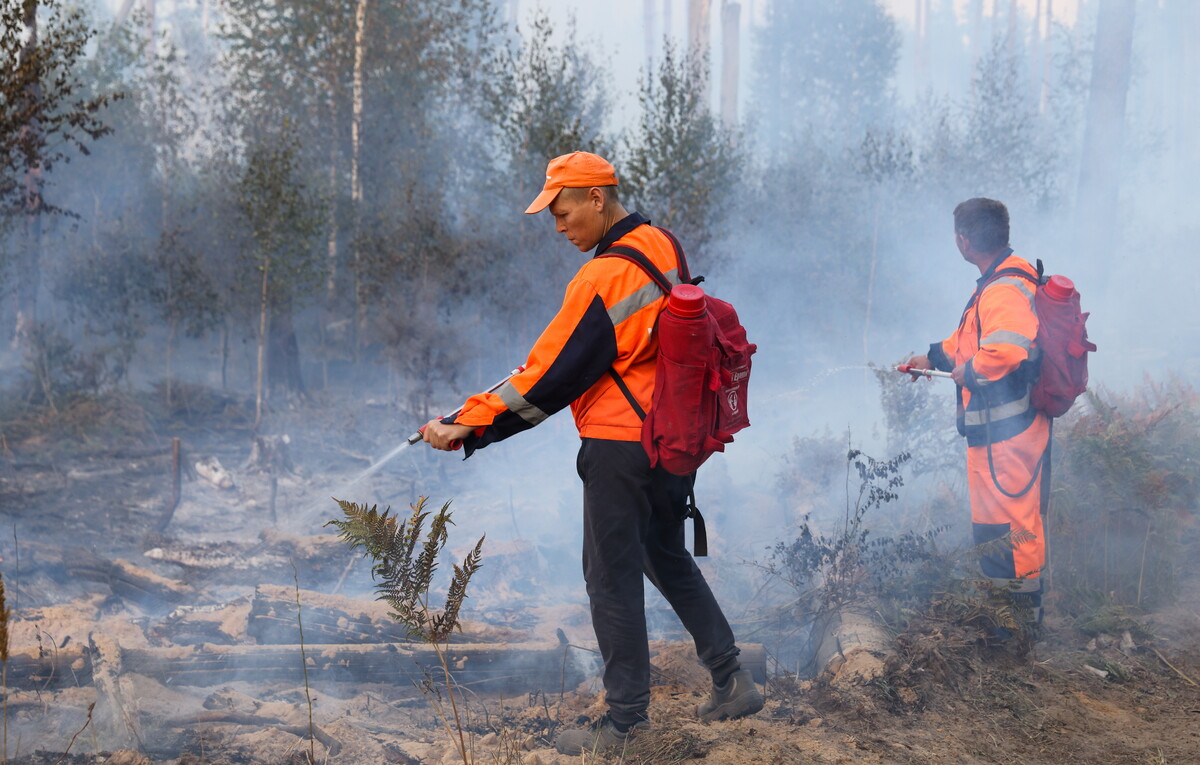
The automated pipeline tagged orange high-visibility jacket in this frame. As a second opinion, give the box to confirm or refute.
[929,250,1041,447]
[452,214,685,454]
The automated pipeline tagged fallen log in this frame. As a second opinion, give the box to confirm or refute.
[18,543,198,607]
[246,584,529,646]
[2,638,766,693]
[2,641,586,695]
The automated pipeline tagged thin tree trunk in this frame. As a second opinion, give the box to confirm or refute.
[688,0,711,99]
[145,0,156,51]
[968,0,984,95]
[115,0,136,26]
[644,0,656,72]
[15,0,42,351]
[1076,0,1136,274]
[166,318,177,408]
[324,98,340,390]
[220,320,229,391]
[720,1,740,127]
[1007,0,1018,52]
[1031,0,1042,108]
[255,258,270,432]
[1040,0,1053,112]
[913,0,924,83]
[351,0,368,357]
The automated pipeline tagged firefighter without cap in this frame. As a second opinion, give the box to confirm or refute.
[906,198,1051,634]
[422,152,763,754]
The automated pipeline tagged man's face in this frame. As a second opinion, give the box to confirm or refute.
[547,188,605,252]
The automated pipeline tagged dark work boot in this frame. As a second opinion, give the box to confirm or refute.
[554,713,650,756]
[697,668,764,722]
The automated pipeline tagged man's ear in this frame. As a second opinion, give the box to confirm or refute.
[588,186,605,211]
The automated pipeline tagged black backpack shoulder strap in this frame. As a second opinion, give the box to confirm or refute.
[597,243,664,421]
[653,226,693,284]
[599,245,673,295]
[989,266,1040,285]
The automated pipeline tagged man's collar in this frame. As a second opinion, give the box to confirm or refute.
[976,248,1014,285]
[594,211,650,256]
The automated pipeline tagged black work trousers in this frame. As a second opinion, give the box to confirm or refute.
[577,438,739,725]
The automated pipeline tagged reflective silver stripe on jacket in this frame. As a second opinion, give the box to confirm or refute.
[964,391,1032,427]
[985,276,1036,310]
[607,267,681,326]
[980,329,1034,349]
[497,381,549,425]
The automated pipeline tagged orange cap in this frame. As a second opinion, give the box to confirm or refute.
[524,151,619,214]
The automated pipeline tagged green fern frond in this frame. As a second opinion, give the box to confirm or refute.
[431,536,486,642]
[413,502,453,597]
[330,495,484,646]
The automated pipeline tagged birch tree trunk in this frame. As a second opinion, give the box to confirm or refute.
[323,97,340,389]
[720,1,740,127]
[15,0,42,350]
[1040,0,1053,112]
[1031,0,1042,108]
[644,0,657,72]
[969,0,983,64]
[913,0,924,83]
[351,0,368,357]
[688,0,710,100]
[146,0,156,49]
[1075,0,1136,272]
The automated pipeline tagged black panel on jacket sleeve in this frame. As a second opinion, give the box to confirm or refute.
[463,294,618,457]
[928,342,954,373]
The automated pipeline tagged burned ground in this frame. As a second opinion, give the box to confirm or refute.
[0,387,1197,764]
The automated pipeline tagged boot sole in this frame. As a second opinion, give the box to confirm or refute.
[698,689,765,722]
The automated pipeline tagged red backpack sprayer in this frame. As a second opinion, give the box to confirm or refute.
[895,269,1095,501]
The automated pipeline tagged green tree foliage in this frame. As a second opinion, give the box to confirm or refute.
[235,127,324,415]
[621,43,742,260]
[477,10,612,334]
[0,0,115,217]
[487,11,611,201]
[236,132,324,312]
[53,24,219,390]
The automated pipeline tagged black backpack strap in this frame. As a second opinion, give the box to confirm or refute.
[653,226,694,284]
[600,245,673,294]
[607,368,646,421]
[685,478,708,557]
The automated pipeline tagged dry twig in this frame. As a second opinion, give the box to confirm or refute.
[1151,647,1198,687]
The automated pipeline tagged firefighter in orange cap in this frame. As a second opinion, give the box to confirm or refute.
[907,198,1050,633]
[422,152,762,754]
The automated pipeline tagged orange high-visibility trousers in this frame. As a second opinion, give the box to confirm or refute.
[966,412,1049,606]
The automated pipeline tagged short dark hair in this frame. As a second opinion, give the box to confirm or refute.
[561,185,621,205]
[953,198,1009,252]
